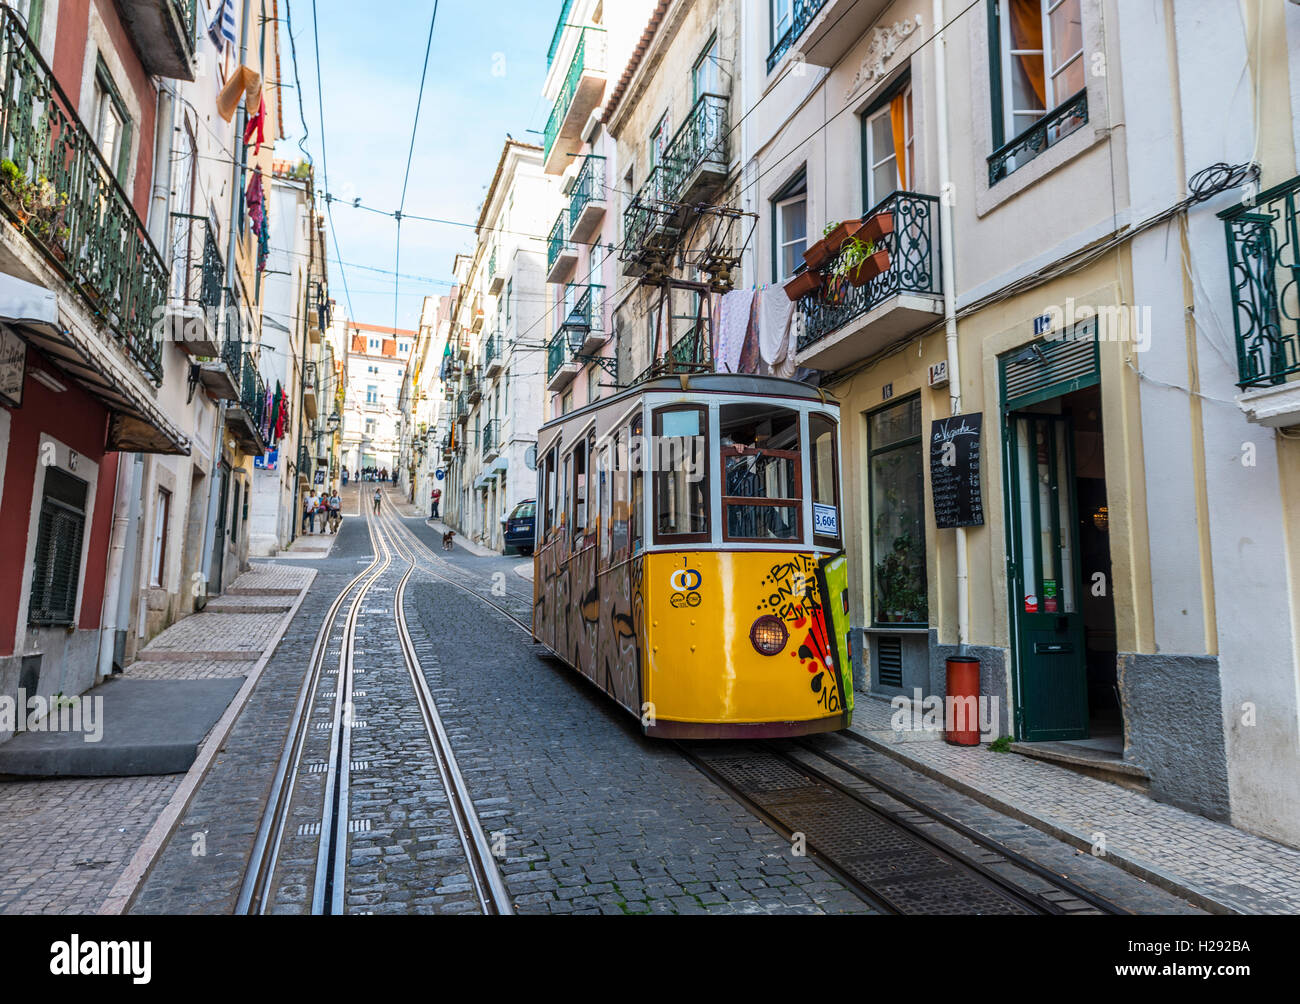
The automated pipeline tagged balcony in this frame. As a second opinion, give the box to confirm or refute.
[0,8,166,386]
[166,212,224,356]
[560,284,606,356]
[569,155,607,244]
[455,392,468,424]
[303,361,318,421]
[793,191,944,372]
[772,0,895,72]
[199,291,242,401]
[547,210,577,284]
[989,90,1089,186]
[546,330,580,392]
[488,247,504,295]
[314,431,329,465]
[621,167,680,277]
[466,368,482,405]
[297,444,312,488]
[226,348,269,456]
[660,93,730,212]
[482,420,499,462]
[543,27,607,175]
[1221,174,1300,427]
[117,0,198,80]
[483,334,503,378]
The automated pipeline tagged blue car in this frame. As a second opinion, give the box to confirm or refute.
[502,499,536,556]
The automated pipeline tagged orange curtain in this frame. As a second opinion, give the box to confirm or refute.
[889,93,908,189]
[1008,0,1046,108]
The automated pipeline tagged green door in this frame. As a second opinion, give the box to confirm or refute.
[1006,413,1088,741]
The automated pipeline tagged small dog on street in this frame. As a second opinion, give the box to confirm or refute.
[442,530,455,551]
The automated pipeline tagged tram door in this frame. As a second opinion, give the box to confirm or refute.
[1006,413,1088,741]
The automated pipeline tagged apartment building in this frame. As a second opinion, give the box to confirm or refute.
[442,139,556,552]
[400,293,451,514]
[340,321,414,477]
[737,0,1300,846]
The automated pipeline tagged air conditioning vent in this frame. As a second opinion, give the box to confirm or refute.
[877,636,903,688]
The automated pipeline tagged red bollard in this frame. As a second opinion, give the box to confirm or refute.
[945,656,981,746]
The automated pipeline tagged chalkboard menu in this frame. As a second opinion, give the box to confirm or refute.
[930,413,984,529]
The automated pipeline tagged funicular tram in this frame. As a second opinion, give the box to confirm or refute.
[532,370,853,738]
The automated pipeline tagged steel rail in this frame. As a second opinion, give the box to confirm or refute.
[795,734,1132,915]
[377,501,515,914]
[235,512,389,915]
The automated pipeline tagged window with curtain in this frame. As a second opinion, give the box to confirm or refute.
[863,81,913,207]
[772,170,808,283]
[994,0,1085,154]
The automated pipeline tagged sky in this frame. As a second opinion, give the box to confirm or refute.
[285,0,560,332]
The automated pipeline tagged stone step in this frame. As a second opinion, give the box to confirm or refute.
[203,597,294,614]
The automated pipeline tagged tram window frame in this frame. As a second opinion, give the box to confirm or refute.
[809,412,842,550]
[719,403,804,545]
[630,412,645,554]
[570,438,587,539]
[651,404,711,546]
[611,426,630,560]
[542,445,558,537]
[598,439,613,566]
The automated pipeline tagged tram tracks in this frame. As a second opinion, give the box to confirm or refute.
[354,500,1126,916]
[236,501,513,915]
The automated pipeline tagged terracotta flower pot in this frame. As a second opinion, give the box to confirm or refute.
[803,237,832,271]
[847,249,892,287]
[823,218,864,255]
[784,269,823,302]
[861,210,894,245]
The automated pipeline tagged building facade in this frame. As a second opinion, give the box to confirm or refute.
[340,321,414,478]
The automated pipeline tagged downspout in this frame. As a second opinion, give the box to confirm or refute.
[932,0,969,655]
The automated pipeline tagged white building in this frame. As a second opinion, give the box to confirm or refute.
[341,322,415,478]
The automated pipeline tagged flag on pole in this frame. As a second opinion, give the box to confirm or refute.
[207,0,236,49]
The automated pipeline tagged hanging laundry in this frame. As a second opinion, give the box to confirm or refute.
[208,0,236,50]
[758,288,795,371]
[736,294,762,375]
[243,93,266,154]
[246,170,265,235]
[217,65,262,123]
[716,288,754,374]
[274,382,287,441]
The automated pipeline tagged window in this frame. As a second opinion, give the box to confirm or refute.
[370,338,379,350]
[15,0,44,41]
[649,113,670,174]
[809,413,841,549]
[863,81,913,206]
[366,385,378,405]
[653,406,709,543]
[610,427,630,559]
[598,442,612,564]
[562,390,573,415]
[771,0,792,49]
[505,279,513,323]
[365,418,376,435]
[28,468,87,626]
[719,404,802,543]
[693,34,721,101]
[990,0,1086,178]
[150,487,171,587]
[867,396,928,625]
[630,413,644,553]
[772,171,808,282]
[92,61,131,182]
[542,446,558,535]
[587,366,600,405]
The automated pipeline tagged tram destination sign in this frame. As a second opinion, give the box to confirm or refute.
[930,413,985,529]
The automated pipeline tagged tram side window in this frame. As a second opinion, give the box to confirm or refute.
[599,441,612,565]
[543,447,557,536]
[653,406,709,543]
[630,413,644,553]
[720,404,802,543]
[571,437,588,541]
[810,413,841,549]
[611,427,630,558]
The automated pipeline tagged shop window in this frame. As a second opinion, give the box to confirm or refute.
[867,396,928,625]
[29,468,87,626]
[719,403,802,543]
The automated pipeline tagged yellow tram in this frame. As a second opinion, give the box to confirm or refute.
[532,373,853,739]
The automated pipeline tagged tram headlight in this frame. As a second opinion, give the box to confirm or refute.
[750,616,789,656]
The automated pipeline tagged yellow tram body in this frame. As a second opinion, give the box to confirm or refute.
[533,374,854,739]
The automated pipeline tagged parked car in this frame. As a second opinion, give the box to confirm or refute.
[502,499,536,556]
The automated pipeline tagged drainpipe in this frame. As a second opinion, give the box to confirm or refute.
[98,452,144,678]
[932,0,970,656]
[148,84,175,250]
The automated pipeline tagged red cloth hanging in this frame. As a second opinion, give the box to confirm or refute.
[244,93,266,153]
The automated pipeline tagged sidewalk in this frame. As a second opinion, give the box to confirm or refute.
[0,562,313,914]
[426,518,500,558]
[849,694,1300,914]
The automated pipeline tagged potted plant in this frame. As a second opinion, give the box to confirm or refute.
[783,264,822,302]
[861,207,895,245]
[843,235,891,286]
[803,218,864,271]
[0,159,32,225]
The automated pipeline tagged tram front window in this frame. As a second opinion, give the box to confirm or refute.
[653,406,709,542]
[720,404,802,543]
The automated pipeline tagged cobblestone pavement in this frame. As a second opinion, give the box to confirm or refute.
[848,700,1300,914]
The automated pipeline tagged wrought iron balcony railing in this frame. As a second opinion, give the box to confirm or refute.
[767,0,827,72]
[988,89,1089,186]
[560,283,604,344]
[570,154,606,222]
[481,420,496,459]
[169,212,223,314]
[547,210,572,274]
[621,166,677,262]
[795,191,942,353]
[456,392,468,421]
[297,444,312,479]
[544,27,605,163]
[1221,174,1300,389]
[659,93,730,207]
[547,330,573,383]
[482,334,500,370]
[0,8,167,383]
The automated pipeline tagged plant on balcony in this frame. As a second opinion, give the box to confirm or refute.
[783,264,823,302]
[841,235,890,288]
[804,218,865,271]
[0,159,33,224]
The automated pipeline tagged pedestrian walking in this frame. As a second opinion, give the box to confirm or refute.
[373,487,382,515]
[328,488,343,534]
[305,491,320,534]
[431,487,441,519]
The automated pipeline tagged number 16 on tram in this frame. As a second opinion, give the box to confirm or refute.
[532,373,853,739]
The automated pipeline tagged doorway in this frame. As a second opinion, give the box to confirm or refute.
[1004,384,1117,743]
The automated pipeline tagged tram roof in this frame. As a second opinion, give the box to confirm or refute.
[538,373,837,435]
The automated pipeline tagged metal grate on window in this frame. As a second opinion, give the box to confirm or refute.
[28,468,88,626]
[877,635,904,688]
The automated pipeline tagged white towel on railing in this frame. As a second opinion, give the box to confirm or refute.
[717,288,755,374]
